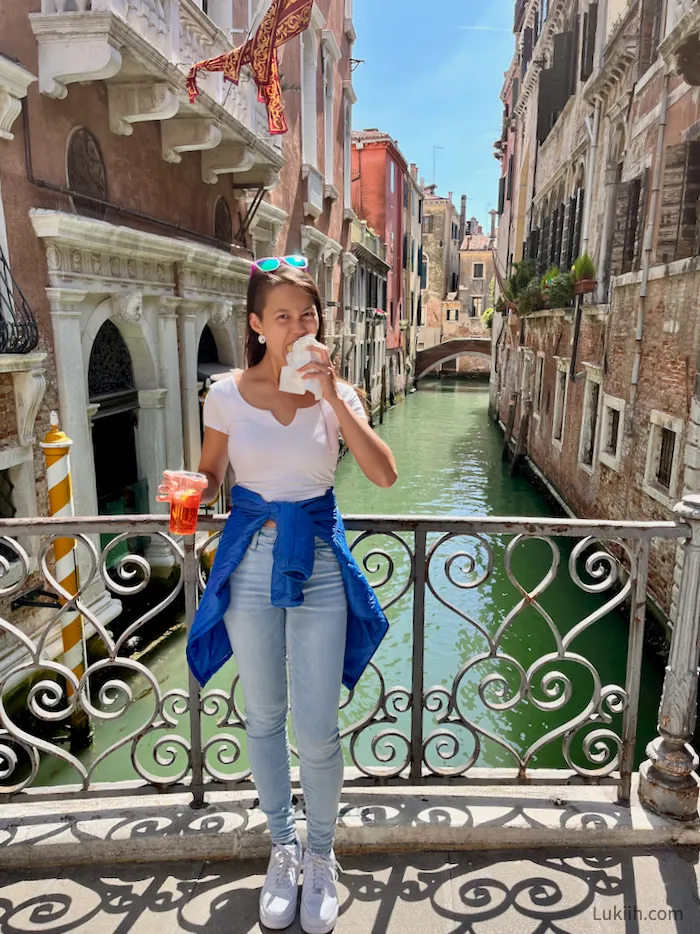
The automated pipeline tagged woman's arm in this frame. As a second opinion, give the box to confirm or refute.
[329,397,398,488]
[198,427,230,503]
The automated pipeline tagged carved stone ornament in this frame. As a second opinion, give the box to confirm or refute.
[209,301,234,325]
[13,366,47,446]
[113,291,143,323]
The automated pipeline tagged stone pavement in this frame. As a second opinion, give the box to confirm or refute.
[1,846,700,933]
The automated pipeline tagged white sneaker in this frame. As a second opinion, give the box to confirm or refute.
[259,841,302,930]
[300,850,340,934]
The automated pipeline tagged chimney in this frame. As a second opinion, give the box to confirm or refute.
[410,163,418,180]
[459,195,467,243]
[489,209,498,245]
[447,191,452,203]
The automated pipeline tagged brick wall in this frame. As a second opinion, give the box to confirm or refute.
[498,265,700,614]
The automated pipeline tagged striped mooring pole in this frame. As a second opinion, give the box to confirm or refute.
[40,411,92,750]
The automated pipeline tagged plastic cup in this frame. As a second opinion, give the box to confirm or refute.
[160,471,208,535]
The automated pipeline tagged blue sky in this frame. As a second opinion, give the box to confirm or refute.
[353,0,514,230]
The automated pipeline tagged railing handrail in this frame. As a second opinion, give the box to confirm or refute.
[0,513,688,540]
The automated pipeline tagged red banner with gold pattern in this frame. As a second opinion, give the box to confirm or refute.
[187,0,315,136]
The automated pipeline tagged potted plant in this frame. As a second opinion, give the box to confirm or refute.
[571,253,596,294]
[540,267,560,307]
[518,276,544,316]
[547,272,574,309]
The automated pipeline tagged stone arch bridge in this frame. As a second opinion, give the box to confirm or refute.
[415,338,492,380]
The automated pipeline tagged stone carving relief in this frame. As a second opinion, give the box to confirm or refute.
[209,301,234,325]
[13,366,47,447]
[113,291,143,323]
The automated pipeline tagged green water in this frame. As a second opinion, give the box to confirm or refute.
[34,379,664,787]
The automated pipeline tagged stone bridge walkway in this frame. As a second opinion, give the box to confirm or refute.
[2,847,699,932]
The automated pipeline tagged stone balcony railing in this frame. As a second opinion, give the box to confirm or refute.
[30,0,283,184]
[1,504,700,825]
[351,219,389,265]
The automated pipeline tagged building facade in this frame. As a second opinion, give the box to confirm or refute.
[404,164,424,387]
[347,218,389,417]
[0,0,357,666]
[351,129,410,401]
[417,187,461,356]
[494,0,700,621]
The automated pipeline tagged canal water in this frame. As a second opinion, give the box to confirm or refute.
[35,379,664,786]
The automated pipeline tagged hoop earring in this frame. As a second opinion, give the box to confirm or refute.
[258,334,266,345]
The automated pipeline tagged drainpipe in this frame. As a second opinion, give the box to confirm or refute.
[630,70,670,412]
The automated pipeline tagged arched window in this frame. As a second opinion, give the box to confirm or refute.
[67,128,107,219]
[88,320,135,401]
[214,198,233,245]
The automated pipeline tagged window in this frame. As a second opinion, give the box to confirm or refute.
[657,141,700,264]
[402,233,408,269]
[446,309,451,321]
[611,172,647,276]
[534,353,545,413]
[552,362,568,447]
[404,180,409,208]
[343,97,352,212]
[418,199,423,223]
[214,197,232,245]
[473,263,484,279]
[578,371,602,470]
[472,296,484,316]
[67,128,107,218]
[301,30,318,168]
[643,410,683,507]
[322,40,337,187]
[581,3,598,81]
[423,215,434,235]
[599,394,625,471]
[390,162,395,194]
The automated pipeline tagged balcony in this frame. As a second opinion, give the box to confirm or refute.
[0,246,39,354]
[351,219,390,267]
[30,0,283,182]
[301,163,325,218]
[660,0,700,86]
[2,508,700,925]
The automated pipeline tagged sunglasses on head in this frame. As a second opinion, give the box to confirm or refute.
[251,255,309,274]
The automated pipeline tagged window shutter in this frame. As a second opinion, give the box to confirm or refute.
[551,32,574,124]
[536,67,553,143]
[658,141,700,263]
[610,181,631,277]
[512,78,520,109]
[581,4,598,81]
[498,175,506,215]
[506,156,514,201]
[560,198,574,270]
[540,214,551,272]
[632,169,649,270]
[571,188,585,262]
[639,0,662,78]
[622,177,642,274]
[555,203,566,267]
[522,27,533,78]
[528,228,540,260]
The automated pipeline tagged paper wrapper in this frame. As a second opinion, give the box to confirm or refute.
[278,334,325,400]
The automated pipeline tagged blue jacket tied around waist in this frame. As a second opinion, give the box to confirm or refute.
[186,485,389,692]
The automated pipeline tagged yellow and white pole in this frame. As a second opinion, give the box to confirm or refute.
[40,411,92,749]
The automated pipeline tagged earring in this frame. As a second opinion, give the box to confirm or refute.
[258,334,266,345]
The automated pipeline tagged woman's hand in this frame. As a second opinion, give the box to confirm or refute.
[156,470,178,503]
[297,343,339,403]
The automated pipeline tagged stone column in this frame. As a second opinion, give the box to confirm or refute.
[136,389,168,514]
[157,299,184,471]
[136,388,175,573]
[639,493,700,820]
[178,302,202,471]
[47,289,121,627]
[47,289,98,517]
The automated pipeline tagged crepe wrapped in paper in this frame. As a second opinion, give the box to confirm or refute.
[279,334,324,401]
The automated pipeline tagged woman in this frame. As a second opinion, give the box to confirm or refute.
[168,256,396,934]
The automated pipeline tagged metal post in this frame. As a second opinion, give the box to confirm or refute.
[410,531,426,781]
[40,411,92,751]
[185,535,206,808]
[639,494,700,820]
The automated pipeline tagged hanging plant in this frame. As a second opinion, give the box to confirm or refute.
[571,253,597,294]
[518,277,545,316]
[546,273,574,309]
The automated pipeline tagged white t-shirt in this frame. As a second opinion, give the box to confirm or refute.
[203,374,368,502]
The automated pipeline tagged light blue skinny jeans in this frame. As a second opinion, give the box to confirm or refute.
[223,526,347,856]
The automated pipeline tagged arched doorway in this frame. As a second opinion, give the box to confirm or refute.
[88,320,146,517]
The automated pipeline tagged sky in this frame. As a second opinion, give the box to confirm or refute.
[352,0,514,231]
